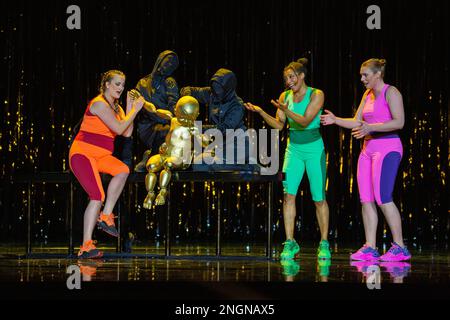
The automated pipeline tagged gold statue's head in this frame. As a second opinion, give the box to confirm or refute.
[175,96,200,126]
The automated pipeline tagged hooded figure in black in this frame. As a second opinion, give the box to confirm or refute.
[118,50,180,172]
[181,68,255,170]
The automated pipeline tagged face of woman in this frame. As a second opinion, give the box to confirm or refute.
[360,67,381,89]
[284,68,303,92]
[106,75,125,99]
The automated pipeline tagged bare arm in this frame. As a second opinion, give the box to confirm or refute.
[273,90,324,127]
[320,90,369,129]
[244,93,286,130]
[118,106,133,137]
[90,96,144,135]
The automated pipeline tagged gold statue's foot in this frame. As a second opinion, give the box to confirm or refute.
[155,189,167,206]
[143,192,155,209]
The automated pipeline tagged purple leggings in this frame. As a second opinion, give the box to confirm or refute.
[357,136,402,205]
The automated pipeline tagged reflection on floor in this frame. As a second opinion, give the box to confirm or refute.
[0,243,448,285]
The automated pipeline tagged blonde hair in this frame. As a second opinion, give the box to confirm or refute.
[361,58,387,78]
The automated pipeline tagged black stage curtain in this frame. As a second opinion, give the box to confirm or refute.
[0,0,448,247]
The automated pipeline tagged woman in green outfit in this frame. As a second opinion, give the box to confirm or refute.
[244,58,330,260]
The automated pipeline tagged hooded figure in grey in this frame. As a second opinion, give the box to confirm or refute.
[119,50,180,172]
[181,68,255,170]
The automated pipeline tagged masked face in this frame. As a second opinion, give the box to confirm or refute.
[156,55,178,77]
[211,81,225,101]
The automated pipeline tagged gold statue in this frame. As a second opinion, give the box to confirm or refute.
[143,96,207,208]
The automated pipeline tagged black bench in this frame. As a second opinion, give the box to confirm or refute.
[5,171,284,259]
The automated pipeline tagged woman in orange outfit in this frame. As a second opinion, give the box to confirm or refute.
[69,70,144,258]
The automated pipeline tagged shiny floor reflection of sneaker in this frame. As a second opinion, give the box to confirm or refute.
[77,259,104,277]
[380,261,411,278]
[350,260,380,276]
[281,259,300,277]
[318,259,331,277]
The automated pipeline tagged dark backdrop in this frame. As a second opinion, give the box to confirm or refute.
[0,0,448,249]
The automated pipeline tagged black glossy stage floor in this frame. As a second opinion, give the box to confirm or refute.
[1,243,449,303]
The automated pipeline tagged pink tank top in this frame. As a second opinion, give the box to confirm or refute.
[362,84,392,124]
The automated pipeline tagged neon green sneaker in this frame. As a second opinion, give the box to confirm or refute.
[280,239,300,260]
[317,240,331,260]
[281,259,300,276]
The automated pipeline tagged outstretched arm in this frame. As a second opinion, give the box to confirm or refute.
[244,92,287,130]
[244,102,286,130]
[180,86,211,105]
[320,90,370,129]
[155,109,173,121]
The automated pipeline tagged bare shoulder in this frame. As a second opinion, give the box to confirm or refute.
[279,91,286,103]
[312,88,324,99]
[387,85,402,98]
[89,100,108,115]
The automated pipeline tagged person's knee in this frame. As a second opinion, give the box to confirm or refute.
[314,199,327,207]
[115,171,129,181]
[89,199,103,208]
[378,201,394,209]
[361,201,377,211]
[119,164,130,175]
[284,194,296,204]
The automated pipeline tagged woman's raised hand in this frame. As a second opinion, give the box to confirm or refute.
[320,109,336,125]
[133,96,145,112]
[270,99,288,111]
[244,102,262,114]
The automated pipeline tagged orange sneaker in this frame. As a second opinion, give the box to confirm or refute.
[97,212,119,237]
[78,240,103,259]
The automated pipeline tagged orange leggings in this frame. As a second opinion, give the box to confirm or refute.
[69,140,129,202]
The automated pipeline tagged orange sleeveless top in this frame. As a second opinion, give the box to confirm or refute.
[74,95,121,152]
[79,95,121,138]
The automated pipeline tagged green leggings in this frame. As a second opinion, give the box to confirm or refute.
[282,129,327,201]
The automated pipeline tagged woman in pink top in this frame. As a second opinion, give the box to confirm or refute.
[320,59,411,261]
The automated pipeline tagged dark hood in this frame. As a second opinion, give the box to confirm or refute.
[152,50,179,77]
[150,50,179,89]
[210,68,237,103]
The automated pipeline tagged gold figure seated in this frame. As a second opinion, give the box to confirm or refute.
[143,96,207,209]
